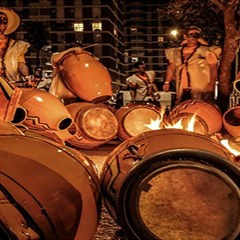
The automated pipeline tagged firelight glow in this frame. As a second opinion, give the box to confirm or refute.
[220,139,240,156]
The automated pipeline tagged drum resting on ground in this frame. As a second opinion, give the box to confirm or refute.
[101,129,240,240]
[0,126,101,240]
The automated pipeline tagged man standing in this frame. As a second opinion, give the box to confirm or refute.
[127,61,159,101]
[163,26,221,105]
[0,7,31,87]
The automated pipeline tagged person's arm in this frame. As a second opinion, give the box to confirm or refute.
[209,63,218,89]
[163,62,176,92]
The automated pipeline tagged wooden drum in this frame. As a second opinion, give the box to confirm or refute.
[57,48,112,103]
[223,105,240,138]
[0,133,101,240]
[101,129,240,240]
[66,102,118,149]
[169,100,222,135]
[115,102,166,141]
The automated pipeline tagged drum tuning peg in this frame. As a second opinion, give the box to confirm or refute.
[127,144,142,161]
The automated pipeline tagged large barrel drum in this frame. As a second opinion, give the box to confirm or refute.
[101,129,240,240]
[66,102,118,149]
[0,133,101,240]
[223,105,240,138]
[56,48,112,103]
[115,102,166,140]
[169,100,222,135]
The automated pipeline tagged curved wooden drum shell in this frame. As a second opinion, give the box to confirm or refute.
[169,100,222,135]
[115,103,164,141]
[223,105,240,138]
[101,129,240,240]
[0,134,101,240]
[19,88,73,131]
[66,102,118,149]
[59,50,112,103]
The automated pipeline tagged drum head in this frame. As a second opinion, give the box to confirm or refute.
[123,107,159,137]
[80,106,118,141]
[117,150,240,240]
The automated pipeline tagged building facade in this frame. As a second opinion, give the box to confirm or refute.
[1,0,171,91]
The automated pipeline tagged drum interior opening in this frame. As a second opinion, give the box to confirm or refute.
[123,108,159,137]
[137,166,240,240]
[11,107,27,124]
[81,107,118,140]
[58,118,72,130]
[224,108,240,126]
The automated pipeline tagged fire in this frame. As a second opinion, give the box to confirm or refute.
[220,139,240,157]
[145,110,199,133]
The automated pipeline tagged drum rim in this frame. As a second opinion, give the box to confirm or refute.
[116,149,240,240]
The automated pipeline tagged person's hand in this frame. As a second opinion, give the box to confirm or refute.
[163,82,170,92]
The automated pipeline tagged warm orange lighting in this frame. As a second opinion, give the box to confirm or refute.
[144,109,165,130]
[220,139,240,156]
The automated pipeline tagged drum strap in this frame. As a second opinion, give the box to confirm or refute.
[0,185,40,240]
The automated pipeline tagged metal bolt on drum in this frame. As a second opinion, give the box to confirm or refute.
[101,129,240,240]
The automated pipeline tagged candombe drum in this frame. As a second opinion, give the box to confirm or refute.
[51,47,112,103]
[0,76,26,123]
[17,88,78,143]
[223,105,240,138]
[0,133,101,240]
[101,129,240,240]
[169,99,222,135]
[115,102,166,141]
[66,102,118,149]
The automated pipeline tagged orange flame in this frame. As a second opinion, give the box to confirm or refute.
[220,139,240,156]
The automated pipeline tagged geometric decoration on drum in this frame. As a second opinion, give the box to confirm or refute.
[18,88,73,131]
[169,99,223,135]
[0,133,102,240]
[101,129,240,240]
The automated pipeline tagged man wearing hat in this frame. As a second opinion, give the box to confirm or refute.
[0,7,31,87]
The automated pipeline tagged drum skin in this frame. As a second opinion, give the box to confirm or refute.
[59,49,112,103]
[223,105,240,138]
[115,102,166,141]
[66,102,118,149]
[19,88,73,131]
[101,129,240,240]
[0,133,101,240]
[169,100,223,135]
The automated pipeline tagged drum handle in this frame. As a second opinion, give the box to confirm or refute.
[127,144,143,161]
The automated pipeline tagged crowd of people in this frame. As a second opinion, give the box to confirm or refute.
[1,6,239,111]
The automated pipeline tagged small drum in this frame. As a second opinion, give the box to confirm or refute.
[66,102,118,149]
[169,100,222,135]
[101,129,240,240]
[55,48,112,103]
[0,133,101,240]
[223,105,240,138]
[19,88,73,131]
[115,102,166,141]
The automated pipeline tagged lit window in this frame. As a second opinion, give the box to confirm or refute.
[92,22,102,31]
[74,23,84,32]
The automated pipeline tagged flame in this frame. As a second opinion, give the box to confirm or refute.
[144,108,165,130]
[220,139,240,156]
[165,114,197,132]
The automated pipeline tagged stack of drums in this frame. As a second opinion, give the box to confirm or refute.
[101,128,240,240]
[0,128,101,240]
